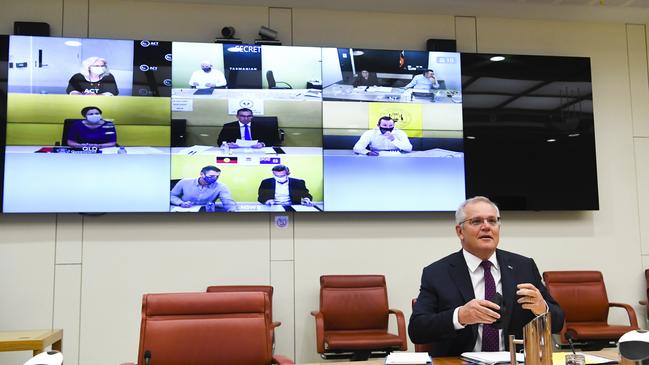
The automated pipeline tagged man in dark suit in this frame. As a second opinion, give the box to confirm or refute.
[408,196,564,357]
[217,108,279,148]
[257,165,313,206]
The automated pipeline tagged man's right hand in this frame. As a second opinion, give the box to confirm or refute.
[458,298,500,325]
[264,200,274,206]
[180,201,193,208]
[228,142,240,148]
[366,151,379,156]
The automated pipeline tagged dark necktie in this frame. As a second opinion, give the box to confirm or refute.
[244,124,251,140]
[481,260,499,352]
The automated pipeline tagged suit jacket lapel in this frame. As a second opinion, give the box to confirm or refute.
[448,249,478,342]
[448,250,474,304]
[497,250,516,336]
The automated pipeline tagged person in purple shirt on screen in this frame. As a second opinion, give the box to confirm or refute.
[66,106,117,149]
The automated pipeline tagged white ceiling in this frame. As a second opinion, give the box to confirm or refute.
[135,0,649,22]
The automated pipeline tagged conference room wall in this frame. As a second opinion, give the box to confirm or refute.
[1,2,649,365]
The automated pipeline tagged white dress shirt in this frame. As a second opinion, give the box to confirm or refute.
[273,180,291,205]
[452,249,505,351]
[188,69,227,88]
[352,127,413,155]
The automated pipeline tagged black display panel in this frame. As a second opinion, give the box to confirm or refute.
[461,53,599,210]
[0,35,8,212]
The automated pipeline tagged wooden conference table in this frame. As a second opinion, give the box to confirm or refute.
[0,329,63,356]
[297,351,630,365]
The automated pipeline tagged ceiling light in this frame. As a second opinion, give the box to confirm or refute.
[64,40,82,47]
[490,56,505,62]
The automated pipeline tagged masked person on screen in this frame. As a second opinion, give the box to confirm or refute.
[353,116,412,156]
[66,106,117,149]
[404,69,440,90]
[217,108,279,148]
[170,165,236,212]
[67,57,119,96]
[408,196,564,357]
[257,165,313,206]
[353,70,379,87]
[189,61,227,89]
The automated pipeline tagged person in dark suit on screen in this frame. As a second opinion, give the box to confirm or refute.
[257,165,313,206]
[408,196,564,357]
[216,108,279,148]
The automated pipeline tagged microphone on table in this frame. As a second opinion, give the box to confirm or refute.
[144,350,152,365]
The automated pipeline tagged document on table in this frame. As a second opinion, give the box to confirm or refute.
[178,145,214,155]
[385,351,432,364]
[236,139,259,147]
[170,205,202,212]
[551,352,617,365]
[461,351,524,364]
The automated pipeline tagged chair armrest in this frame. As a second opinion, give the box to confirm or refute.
[389,308,408,351]
[311,310,325,353]
[272,321,282,328]
[272,354,295,364]
[609,302,639,327]
[640,300,647,306]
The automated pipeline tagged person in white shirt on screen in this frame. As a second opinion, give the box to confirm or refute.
[188,61,227,89]
[404,69,440,90]
[353,116,413,156]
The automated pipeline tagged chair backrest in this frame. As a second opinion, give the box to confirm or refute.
[543,271,610,322]
[138,291,273,365]
[61,119,78,146]
[645,269,649,305]
[266,70,277,88]
[252,116,281,145]
[319,275,390,331]
[206,285,274,321]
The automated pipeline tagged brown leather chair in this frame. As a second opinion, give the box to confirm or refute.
[129,291,293,365]
[411,298,434,353]
[311,275,407,360]
[543,271,639,349]
[639,269,649,317]
[206,285,281,348]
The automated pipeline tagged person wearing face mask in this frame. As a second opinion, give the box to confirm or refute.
[188,61,227,89]
[66,106,117,149]
[257,165,313,206]
[170,165,237,211]
[67,57,119,96]
[353,116,413,156]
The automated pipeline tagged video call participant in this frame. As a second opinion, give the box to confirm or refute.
[257,165,313,206]
[353,70,379,87]
[170,166,236,212]
[66,106,117,149]
[189,61,227,89]
[404,69,440,90]
[408,196,564,357]
[353,116,413,156]
[217,108,279,148]
[67,57,119,96]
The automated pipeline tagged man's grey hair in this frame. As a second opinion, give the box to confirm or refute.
[455,196,500,225]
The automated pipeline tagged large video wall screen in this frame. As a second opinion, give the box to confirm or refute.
[0,35,598,213]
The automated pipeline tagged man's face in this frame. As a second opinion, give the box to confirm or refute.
[455,201,500,260]
[237,111,254,125]
[424,71,434,79]
[361,70,369,78]
[378,119,395,129]
[201,62,212,72]
[200,170,220,184]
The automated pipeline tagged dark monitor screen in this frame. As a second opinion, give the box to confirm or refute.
[0,35,8,212]
[461,53,599,210]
